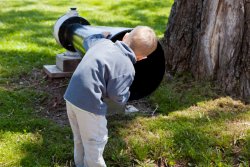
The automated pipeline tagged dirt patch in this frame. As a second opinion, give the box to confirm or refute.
[16,68,155,126]
[39,76,70,126]
[16,68,70,126]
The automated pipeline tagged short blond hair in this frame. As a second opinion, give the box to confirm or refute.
[128,26,157,57]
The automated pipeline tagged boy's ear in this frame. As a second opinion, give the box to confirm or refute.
[122,33,130,41]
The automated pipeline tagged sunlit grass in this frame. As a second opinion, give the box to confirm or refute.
[0,87,73,166]
[110,97,250,166]
[0,0,172,78]
[0,131,42,166]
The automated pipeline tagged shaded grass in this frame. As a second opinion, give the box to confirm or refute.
[104,75,250,166]
[107,96,250,166]
[149,75,220,114]
[0,9,63,78]
[0,88,72,166]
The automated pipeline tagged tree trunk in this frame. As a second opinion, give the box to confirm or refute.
[162,0,250,102]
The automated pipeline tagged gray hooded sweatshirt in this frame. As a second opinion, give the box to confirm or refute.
[64,34,136,115]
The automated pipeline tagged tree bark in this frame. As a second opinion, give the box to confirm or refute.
[162,0,250,102]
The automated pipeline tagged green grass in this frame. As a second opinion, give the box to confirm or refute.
[1,0,250,166]
[0,88,72,166]
[107,95,250,166]
[149,75,220,114]
[0,0,171,78]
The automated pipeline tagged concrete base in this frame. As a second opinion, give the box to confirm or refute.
[56,52,82,72]
[43,51,82,78]
[43,65,73,78]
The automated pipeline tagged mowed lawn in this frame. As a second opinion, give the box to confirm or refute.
[0,0,250,167]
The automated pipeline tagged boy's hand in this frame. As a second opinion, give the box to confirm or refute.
[102,32,111,38]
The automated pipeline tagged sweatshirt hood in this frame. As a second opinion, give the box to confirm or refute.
[115,41,136,64]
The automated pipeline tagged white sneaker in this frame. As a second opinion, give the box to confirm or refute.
[125,105,139,114]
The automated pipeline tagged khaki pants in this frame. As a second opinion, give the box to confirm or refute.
[66,101,108,167]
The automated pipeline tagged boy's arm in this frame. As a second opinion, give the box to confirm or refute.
[83,32,110,50]
[106,74,134,106]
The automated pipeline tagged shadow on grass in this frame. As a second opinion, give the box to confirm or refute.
[120,97,250,166]
[172,109,250,165]
[0,88,73,166]
[8,1,36,8]
[149,74,222,114]
[0,9,60,46]
[0,9,63,78]
[1,78,250,166]
[0,49,55,78]
[89,0,172,34]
